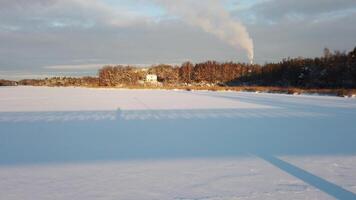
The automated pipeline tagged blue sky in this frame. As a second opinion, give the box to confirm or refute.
[0,0,355,79]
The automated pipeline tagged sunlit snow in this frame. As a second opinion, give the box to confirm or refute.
[0,86,356,200]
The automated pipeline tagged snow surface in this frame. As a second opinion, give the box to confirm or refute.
[281,155,356,194]
[0,87,270,112]
[0,86,356,200]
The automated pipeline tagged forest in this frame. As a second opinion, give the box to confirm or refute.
[98,47,356,88]
[2,46,356,92]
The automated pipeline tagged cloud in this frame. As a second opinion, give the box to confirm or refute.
[226,0,356,62]
[0,18,244,71]
[153,0,254,62]
[0,0,56,8]
[251,0,356,21]
[44,64,107,70]
[248,11,356,62]
[0,0,356,77]
[0,0,151,32]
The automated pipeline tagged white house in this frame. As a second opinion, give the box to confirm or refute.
[145,74,158,83]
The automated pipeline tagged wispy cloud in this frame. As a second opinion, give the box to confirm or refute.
[44,64,108,70]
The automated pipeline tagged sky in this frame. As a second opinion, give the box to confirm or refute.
[0,0,356,79]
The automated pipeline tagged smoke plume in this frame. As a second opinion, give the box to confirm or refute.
[154,0,254,63]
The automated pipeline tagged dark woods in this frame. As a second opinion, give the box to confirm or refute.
[239,47,356,88]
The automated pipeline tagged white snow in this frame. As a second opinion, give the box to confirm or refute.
[281,155,356,194]
[0,86,356,200]
[0,158,333,200]
[0,87,270,112]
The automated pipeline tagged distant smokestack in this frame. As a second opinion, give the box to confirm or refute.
[154,0,254,63]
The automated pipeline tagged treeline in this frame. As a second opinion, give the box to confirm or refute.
[98,47,356,88]
[98,61,258,87]
[18,77,99,87]
[0,79,18,86]
[236,47,356,88]
[98,66,145,86]
[2,46,356,89]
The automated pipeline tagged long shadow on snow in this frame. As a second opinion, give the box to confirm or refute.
[193,91,356,115]
[0,108,355,166]
[188,92,356,199]
[259,154,356,200]
[1,108,356,198]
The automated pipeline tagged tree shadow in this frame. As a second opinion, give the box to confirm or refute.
[1,107,356,198]
[259,154,356,200]
[0,107,355,165]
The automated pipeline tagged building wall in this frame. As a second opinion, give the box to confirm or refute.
[146,74,158,82]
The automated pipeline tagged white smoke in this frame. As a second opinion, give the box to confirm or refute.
[153,0,254,63]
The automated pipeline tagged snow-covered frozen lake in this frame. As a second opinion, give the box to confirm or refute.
[1,86,356,200]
